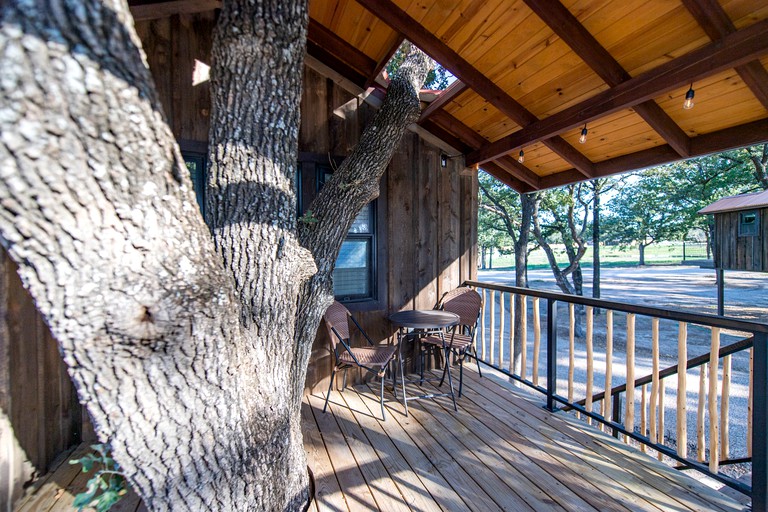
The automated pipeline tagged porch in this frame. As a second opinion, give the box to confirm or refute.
[302,365,747,511]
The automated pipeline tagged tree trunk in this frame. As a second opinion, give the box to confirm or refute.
[0,1,432,510]
[639,243,646,265]
[481,246,487,269]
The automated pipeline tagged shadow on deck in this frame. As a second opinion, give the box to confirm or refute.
[303,366,749,512]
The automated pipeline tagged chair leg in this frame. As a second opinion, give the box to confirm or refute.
[474,346,482,378]
[443,347,457,411]
[458,353,464,398]
[380,372,386,420]
[323,368,336,413]
[399,352,409,417]
[438,347,450,387]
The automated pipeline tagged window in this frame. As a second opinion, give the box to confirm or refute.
[179,140,208,216]
[739,210,759,237]
[318,168,377,302]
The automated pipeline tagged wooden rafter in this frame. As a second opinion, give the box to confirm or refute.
[523,0,690,157]
[424,110,541,191]
[418,80,467,123]
[307,19,377,88]
[681,0,768,110]
[365,35,405,89]
[466,17,768,166]
[356,0,595,178]
[539,118,768,190]
[128,0,220,20]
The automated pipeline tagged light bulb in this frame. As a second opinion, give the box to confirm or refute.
[683,85,695,110]
[579,125,588,144]
[518,149,525,163]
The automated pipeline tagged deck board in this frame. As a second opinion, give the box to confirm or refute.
[306,365,750,512]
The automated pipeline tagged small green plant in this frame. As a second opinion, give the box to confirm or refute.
[69,444,128,512]
[298,210,319,224]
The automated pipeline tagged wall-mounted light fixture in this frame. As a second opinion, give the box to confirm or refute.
[579,124,588,144]
[683,84,695,110]
[440,154,448,168]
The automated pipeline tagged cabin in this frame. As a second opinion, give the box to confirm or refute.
[4,1,768,511]
[700,189,768,273]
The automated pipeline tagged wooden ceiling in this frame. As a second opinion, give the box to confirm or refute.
[308,0,768,192]
[128,0,768,192]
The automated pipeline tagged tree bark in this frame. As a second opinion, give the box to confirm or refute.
[639,243,646,265]
[0,1,432,510]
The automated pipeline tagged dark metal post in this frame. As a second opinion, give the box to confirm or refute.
[753,332,768,512]
[546,299,558,411]
[612,393,622,438]
[717,268,725,316]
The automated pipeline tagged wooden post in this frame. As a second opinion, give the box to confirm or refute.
[585,306,594,425]
[489,290,496,366]
[532,297,541,386]
[625,313,635,443]
[650,318,659,449]
[568,303,575,405]
[520,297,527,381]
[709,327,720,473]
[752,332,768,512]
[697,364,707,462]
[640,384,647,453]
[750,347,754,457]
[498,292,505,369]
[480,288,486,361]
[721,354,731,461]
[604,310,613,431]
[658,378,666,461]
[677,322,688,459]
[508,294,515,374]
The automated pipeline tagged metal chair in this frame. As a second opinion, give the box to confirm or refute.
[421,287,483,397]
[323,301,399,419]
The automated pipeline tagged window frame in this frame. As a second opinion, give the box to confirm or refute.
[738,210,760,237]
[297,152,386,311]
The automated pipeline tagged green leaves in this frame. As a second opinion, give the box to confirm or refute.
[69,444,128,512]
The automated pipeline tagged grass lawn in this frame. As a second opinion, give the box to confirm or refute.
[484,241,711,270]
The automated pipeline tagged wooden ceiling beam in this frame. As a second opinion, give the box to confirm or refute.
[681,0,768,110]
[425,111,541,190]
[420,117,532,192]
[466,17,768,166]
[540,117,768,190]
[524,0,691,157]
[307,19,377,88]
[418,80,468,123]
[365,35,405,89]
[356,0,594,178]
[128,0,220,20]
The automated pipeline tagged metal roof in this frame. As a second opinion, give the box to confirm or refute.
[698,189,768,214]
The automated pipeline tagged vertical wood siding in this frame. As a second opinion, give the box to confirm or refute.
[713,208,767,272]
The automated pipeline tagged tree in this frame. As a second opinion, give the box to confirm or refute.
[0,2,433,510]
[720,143,768,190]
[531,185,589,297]
[587,178,618,304]
[605,171,687,265]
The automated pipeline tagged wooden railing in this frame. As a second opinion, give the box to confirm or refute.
[464,280,768,511]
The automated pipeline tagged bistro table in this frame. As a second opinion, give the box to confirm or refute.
[389,309,460,415]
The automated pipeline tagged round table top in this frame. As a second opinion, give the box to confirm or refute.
[388,309,459,329]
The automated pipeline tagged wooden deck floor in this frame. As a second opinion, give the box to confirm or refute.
[303,367,750,512]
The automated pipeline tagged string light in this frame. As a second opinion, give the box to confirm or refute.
[579,124,588,144]
[683,84,695,110]
[518,149,525,163]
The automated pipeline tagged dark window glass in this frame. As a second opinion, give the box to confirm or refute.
[182,152,206,215]
[739,210,759,237]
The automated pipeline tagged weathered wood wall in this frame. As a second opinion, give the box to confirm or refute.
[0,250,85,510]
[713,208,767,272]
[299,66,478,393]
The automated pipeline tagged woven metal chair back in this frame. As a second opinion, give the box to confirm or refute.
[324,301,351,350]
[441,288,482,328]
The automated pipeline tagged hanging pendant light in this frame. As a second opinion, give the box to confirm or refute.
[579,124,588,144]
[683,84,695,110]
[518,149,525,163]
